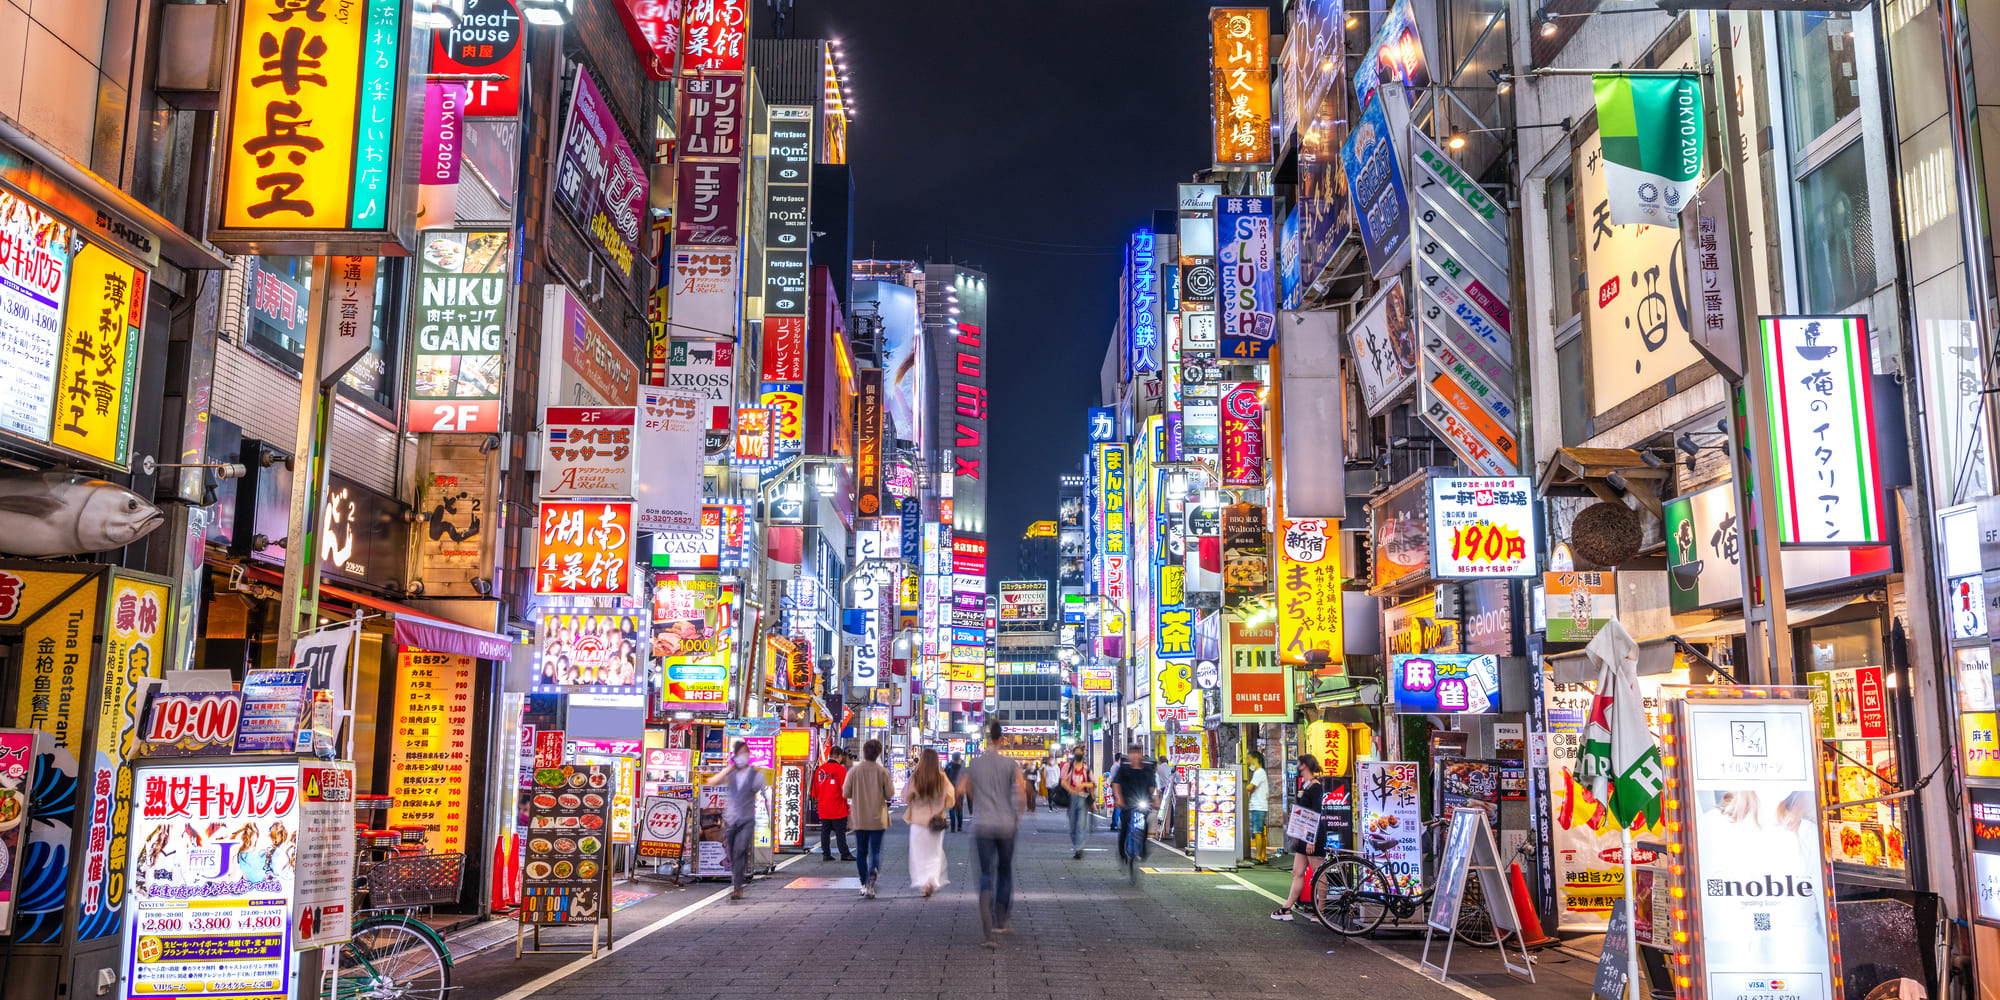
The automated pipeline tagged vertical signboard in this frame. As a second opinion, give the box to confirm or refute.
[541,406,637,498]
[1578,130,1702,414]
[1349,277,1418,415]
[680,0,747,74]
[857,369,884,516]
[389,650,474,854]
[1129,231,1160,372]
[1411,130,1519,475]
[1759,316,1884,545]
[1342,95,1411,279]
[51,244,143,465]
[1210,8,1273,166]
[668,340,736,450]
[1276,519,1342,665]
[430,0,522,116]
[554,67,648,282]
[1673,696,1840,1000]
[1223,614,1289,721]
[1217,196,1276,360]
[411,231,511,433]
[637,388,703,532]
[851,528,884,697]
[0,185,71,442]
[1220,382,1266,486]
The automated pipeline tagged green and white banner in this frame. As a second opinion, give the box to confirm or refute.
[1592,73,1703,226]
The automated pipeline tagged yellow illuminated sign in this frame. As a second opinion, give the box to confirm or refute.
[52,244,143,464]
[1276,519,1343,666]
[221,0,365,228]
[1211,8,1273,166]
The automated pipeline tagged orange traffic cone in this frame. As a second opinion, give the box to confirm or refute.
[1509,861,1559,948]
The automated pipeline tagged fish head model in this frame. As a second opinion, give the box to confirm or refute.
[0,473,166,558]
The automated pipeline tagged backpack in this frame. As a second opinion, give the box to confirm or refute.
[1048,784,1072,808]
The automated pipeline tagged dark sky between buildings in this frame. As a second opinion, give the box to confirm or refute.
[794,1,1234,579]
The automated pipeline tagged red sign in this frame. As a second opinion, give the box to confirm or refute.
[674,159,742,246]
[680,0,747,74]
[734,406,775,463]
[535,501,634,595]
[618,0,678,80]
[1856,665,1889,739]
[680,75,745,160]
[429,0,524,116]
[1220,381,1266,486]
[759,316,807,382]
[535,729,565,770]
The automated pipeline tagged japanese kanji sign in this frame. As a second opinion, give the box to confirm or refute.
[1220,381,1266,486]
[1392,652,1500,714]
[51,244,144,465]
[1097,443,1127,556]
[412,230,509,433]
[1761,315,1885,545]
[1277,519,1343,666]
[680,75,747,160]
[680,0,746,74]
[1210,8,1272,166]
[554,66,648,281]
[1427,476,1537,577]
[430,0,522,115]
[218,0,408,242]
[541,406,636,499]
[535,501,634,596]
[1578,129,1702,416]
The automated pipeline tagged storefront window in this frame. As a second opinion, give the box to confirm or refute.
[247,256,401,411]
[1545,169,1580,328]
[1800,619,1909,878]
[1780,11,1879,314]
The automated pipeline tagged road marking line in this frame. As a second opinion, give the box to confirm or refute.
[1147,839,1502,1000]
[490,853,807,1000]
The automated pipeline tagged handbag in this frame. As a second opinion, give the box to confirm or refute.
[927,813,949,831]
[1049,785,1072,809]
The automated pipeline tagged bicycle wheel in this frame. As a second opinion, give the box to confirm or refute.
[334,915,451,1000]
[1313,855,1392,937]
[1452,873,1504,948]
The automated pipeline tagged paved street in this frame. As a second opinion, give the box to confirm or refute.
[448,808,1598,1000]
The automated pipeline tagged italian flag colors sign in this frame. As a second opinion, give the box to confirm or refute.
[1591,72,1703,225]
[1760,315,1886,546]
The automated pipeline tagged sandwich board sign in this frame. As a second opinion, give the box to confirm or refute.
[1421,806,1534,983]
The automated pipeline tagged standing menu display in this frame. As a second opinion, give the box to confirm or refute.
[522,765,613,924]
[388,650,475,853]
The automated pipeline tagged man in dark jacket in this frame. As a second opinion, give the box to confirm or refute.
[944,753,967,831]
[812,748,853,861]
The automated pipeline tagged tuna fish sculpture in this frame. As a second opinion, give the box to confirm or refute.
[0,472,165,558]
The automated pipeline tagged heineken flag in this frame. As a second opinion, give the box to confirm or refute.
[1574,617,1666,829]
[1592,72,1703,226]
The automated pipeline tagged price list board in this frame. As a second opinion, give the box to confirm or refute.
[388,650,475,853]
[522,765,613,924]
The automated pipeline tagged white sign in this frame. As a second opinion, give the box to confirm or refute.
[1760,315,1885,545]
[295,762,356,946]
[997,580,1048,621]
[541,406,636,498]
[1349,277,1418,416]
[1681,699,1837,1000]
[852,530,883,693]
[668,248,742,343]
[0,186,70,441]
[637,388,703,531]
[1427,477,1537,577]
[1579,130,1704,417]
[1183,310,1218,351]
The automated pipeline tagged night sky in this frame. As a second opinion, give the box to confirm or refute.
[793,1,1238,579]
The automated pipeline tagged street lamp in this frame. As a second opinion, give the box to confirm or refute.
[520,0,574,26]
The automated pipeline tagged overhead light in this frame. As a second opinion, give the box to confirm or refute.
[1537,7,1559,36]
[1490,67,1512,94]
[1345,12,1359,27]
[1447,129,1467,150]
[520,0,574,25]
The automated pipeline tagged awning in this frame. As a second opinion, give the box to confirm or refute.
[242,565,515,660]
[1547,594,1868,683]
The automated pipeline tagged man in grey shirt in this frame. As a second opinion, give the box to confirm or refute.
[957,719,1025,947]
[707,740,768,900]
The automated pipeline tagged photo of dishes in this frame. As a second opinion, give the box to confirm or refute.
[522,765,614,925]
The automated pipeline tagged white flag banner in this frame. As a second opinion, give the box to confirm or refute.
[637,387,705,532]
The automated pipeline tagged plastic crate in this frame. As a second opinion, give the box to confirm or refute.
[365,853,465,909]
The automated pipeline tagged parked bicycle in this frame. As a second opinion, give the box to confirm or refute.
[328,853,464,1000]
[1309,818,1516,946]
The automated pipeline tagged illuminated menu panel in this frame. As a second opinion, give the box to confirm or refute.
[388,650,475,853]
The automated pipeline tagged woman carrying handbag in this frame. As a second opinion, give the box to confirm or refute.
[902,747,957,897]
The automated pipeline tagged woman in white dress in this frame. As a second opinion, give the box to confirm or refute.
[902,748,956,897]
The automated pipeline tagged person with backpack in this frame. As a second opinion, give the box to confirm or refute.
[1058,745,1096,858]
[812,747,853,862]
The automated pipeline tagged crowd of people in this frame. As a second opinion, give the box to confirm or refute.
[723,736,1302,948]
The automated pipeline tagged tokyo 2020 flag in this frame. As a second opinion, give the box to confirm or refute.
[1592,73,1703,226]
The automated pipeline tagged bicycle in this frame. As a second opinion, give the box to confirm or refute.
[329,853,463,1000]
[1122,799,1152,885]
[1310,849,1503,945]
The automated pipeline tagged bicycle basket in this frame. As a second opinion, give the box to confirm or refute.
[365,853,465,909]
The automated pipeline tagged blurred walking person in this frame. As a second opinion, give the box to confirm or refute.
[843,739,895,898]
[1040,757,1063,811]
[944,753,967,831]
[706,741,767,900]
[1060,745,1096,858]
[1023,760,1039,811]
[958,719,1026,947]
[902,748,956,897]
[813,747,853,862]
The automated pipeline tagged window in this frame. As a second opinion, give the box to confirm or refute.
[1797,618,1908,879]
[246,256,403,412]
[1557,337,1589,446]
[1546,170,1580,328]
[1779,11,1880,313]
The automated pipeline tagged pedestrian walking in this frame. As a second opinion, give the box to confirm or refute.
[1040,757,1062,812]
[705,741,768,900]
[1060,745,1096,858]
[842,738,895,898]
[901,747,956,897]
[813,747,854,862]
[957,719,1026,947]
[1244,749,1270,865]
[1272,753,1324,921]
[944,753,966,831]
[1022,760,1039,812]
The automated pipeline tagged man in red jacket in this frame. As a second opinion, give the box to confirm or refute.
[813,747,854,861]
